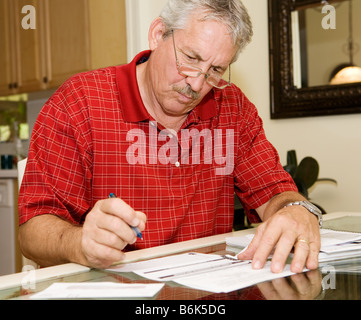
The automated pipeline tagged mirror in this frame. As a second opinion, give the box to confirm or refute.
[295,0,361,88]
[269,0,361,119]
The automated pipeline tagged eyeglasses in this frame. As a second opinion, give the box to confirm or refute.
[171,30,231,90]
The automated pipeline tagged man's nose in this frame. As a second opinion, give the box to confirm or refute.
[185,73,208,92]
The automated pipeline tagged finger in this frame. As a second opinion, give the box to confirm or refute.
[135,211,147,231]
[81,235,125,269]
[237,225,265,261]
[237,239,259,261]
[290,238,310,273]
[93,228,129,251]
[96,208,133,233]
[102,198,140,227]
[271,277,299,300]
[290,270,323,300]
[271,233,297,273]
[304,270,323,298]
[257,282,281,300]
[98,215,137,245]
[289,273,311,298]
[251,225,282,270]
[306,240,321,270]
[305,269,322,285]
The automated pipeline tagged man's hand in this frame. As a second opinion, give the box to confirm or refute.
[81,197,146,269]
[237,195,321,274]
[257,270,322,300]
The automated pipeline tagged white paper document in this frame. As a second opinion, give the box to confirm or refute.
[320,228,361,249]
[30,282,164,299]
[318,229,361,262]
[109,252,225,274]
[108,252,300,293]
[174,261,296,293]
[226,228,361,262]
[135,254,247,282]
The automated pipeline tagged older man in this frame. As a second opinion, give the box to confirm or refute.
[19,0,321,273]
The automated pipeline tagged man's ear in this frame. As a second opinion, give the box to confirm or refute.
[148,17,167,50]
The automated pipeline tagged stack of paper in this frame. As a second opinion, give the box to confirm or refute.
[225,228,361,263]
[318,229,361,262]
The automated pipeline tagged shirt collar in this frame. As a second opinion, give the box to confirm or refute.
[116,50,218,123]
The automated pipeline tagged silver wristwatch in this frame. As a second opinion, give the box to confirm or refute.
[284,201,323,228]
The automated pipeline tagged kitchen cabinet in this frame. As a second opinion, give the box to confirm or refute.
[0,0,90,96]
[0,0,45,95]
[0,0,127,97]
[0,1,12,94]
[42,0,91,89]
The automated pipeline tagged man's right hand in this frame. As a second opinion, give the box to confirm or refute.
[81,197,146,268]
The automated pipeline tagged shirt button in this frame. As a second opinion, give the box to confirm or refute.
[175,161,180,168]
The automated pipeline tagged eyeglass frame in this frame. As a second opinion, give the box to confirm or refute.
[171,29,232,90]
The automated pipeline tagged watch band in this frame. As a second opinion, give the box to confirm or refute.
[284,201,323,228]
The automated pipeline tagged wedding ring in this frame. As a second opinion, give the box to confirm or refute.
[297,239,309,246]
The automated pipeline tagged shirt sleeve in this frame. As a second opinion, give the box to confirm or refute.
[18,76,94,226]
[233,93,298,223]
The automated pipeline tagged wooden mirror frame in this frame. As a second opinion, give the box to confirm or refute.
[269,0,361,119]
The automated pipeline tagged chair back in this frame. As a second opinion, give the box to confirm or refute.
[17,158,27,189]
[17,158,39,269]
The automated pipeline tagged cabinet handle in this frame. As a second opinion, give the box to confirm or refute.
[8,83,18,89]
[43,76,48,84]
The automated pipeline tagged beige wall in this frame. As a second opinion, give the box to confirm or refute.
[125,0,361,214]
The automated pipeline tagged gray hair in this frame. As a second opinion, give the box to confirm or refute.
[159,0,253,61]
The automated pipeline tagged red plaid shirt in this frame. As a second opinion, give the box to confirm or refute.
[19,51,297,250]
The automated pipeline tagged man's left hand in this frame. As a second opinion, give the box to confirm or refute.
[237,202,321,273]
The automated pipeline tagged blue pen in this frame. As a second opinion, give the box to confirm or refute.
[109,193,143,240]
